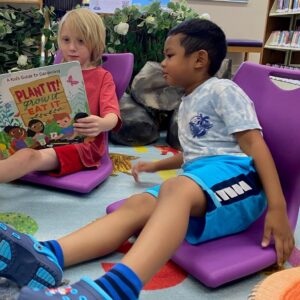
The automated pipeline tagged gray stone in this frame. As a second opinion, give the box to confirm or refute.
[166,108,182,150]
[216,58,232,79]
[131,62,184,111]
[110,94,159,146]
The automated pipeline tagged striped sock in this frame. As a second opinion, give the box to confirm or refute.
[95,263,142,300]
[40,240,64,269]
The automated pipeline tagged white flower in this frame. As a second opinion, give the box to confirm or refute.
[200,13,211,20]
[145,16,156,25]
[114,22,129,36]
[17,55,28,66]
[23,38,35,46]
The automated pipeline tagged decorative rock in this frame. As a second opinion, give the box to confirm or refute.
[131,61,184,111]
[216,58,232,79]
[110,94,160,146]
[166,108,181,150]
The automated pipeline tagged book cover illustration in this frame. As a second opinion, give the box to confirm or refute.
[0,61,90,159]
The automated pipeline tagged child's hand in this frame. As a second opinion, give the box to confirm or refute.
[262,208,295,266]
[132,161,157,182]
[73,115,104,137]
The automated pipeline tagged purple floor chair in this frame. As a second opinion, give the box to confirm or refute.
[106,62,300,287]
[20,53,134,193]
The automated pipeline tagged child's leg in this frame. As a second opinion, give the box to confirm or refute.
[81,176,205,300]
[17,176,206,300]
[120,175,206,283]
[0,148,59,182]
[57,193,157,267]
[0,193,156,289]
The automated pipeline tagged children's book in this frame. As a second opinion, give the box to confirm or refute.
[0,61,90,159]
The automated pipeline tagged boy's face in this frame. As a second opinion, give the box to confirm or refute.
[161,34,209,94]
[57,116,72,128]
[60,23,91,69]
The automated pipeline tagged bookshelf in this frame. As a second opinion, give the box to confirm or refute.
[261,0,300,66]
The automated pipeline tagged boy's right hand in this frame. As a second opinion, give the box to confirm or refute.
[132,161,157,182]
[262,207,294,266]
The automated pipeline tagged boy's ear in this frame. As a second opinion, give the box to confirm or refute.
[194,50,209,69]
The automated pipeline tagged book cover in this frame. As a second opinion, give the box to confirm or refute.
[276,0,284,12]
[0,61,89,159]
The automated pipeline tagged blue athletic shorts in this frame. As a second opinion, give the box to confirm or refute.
[146,155,267,244]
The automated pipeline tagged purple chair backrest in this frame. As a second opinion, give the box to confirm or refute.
[53,50,63,65]
[233,62,300,229]
[53,50,134,100]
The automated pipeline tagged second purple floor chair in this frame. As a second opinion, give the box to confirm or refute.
[106,62,300,287]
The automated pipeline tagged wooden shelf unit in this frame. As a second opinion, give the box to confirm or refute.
[261,0,300,66]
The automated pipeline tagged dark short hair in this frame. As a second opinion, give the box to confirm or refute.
[168,19,227,76]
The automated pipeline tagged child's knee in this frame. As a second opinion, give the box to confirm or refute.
[122,193,156,217]
[158,177,206,213]
[15,148,40,163]
[159,177,179,194]
[159,177,191,199]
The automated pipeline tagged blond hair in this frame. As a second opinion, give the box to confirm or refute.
[58,8,106,66]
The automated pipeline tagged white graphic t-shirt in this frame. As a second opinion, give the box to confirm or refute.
[178,77,261,163]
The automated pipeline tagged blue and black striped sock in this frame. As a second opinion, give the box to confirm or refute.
[40,240,64,269]
[95,263,142,300]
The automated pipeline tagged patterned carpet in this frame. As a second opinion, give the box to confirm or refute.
[0,138,299,300]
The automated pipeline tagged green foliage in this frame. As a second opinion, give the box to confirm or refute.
[0,95,22,129]
[0,6,58,74]
[103,0,201,78]
[0,1,205,79]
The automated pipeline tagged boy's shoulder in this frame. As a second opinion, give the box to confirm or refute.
[204,77,234,87]
[195,77,237,94]
[189,77,248,104]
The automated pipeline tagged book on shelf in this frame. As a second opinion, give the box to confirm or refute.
[292,0,298,10]
[267,63,300,70]
[291,31,300,47]
[270,75,300,86]
[268,30,300,48]
[0,61,90,159]
[276,0,300,12]
[269,30,281,45]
